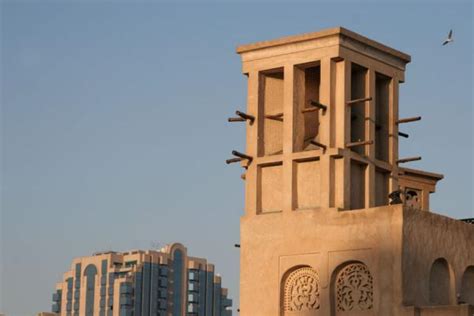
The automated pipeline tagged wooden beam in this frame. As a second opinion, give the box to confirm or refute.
[265,112,284,121]
[228,117,246,122]
[301,107,319,113]
[396,116,421,125]
[346,97,372,106]
[232,150,253,162]
[397,156,421,164]
[346,140,374,148]
[310,140,327,151]
[236,111,255,122]
[309,100,327,111]
[226,157,241,164]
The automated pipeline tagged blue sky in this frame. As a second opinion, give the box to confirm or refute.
[1,1,472,315]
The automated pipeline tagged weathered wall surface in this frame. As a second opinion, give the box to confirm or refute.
[402,208,474,307]
[240,205,405,316]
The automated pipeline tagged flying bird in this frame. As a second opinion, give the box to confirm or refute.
[442,29,453,46]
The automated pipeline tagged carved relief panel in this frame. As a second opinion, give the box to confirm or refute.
[283,267,321,314]
[335,263,374,312]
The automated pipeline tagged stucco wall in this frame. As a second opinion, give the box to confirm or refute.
[402,208,474,307]
[240,205,405,316]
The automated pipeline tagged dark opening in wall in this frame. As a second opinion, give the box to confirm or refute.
[429,258,452,305]
[350,160,366,210]
[375,73,390,162]
[375,168,390,206]
[461,266,474,304]
[405,189,422,209]
[294,63,321,152]
[350,64,368,156]
[259,69,284,156]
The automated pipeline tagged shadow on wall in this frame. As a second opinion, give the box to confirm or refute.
[429,258,453,305]
[460,266,474,305]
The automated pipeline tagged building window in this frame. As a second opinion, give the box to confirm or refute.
[84,264,98,316]
[172,249,185,315]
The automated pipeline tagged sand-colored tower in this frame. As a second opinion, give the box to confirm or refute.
[233,27,473,316]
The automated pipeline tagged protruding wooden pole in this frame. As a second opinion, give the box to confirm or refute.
[236,111,255,122]
[396,116,421,124]
[397,156,421,164]
[265,112,283,121]
[346,97,372,105]
[228,117,246,122]
[309,100,327,111]
[310,140,327,151]
[346,140,374,148]
[301,107,318,113]
[232,150,253,162]
[398,132,409,138]
[302,100,327,113]
[226,157,241,164]
[228,111,255,123]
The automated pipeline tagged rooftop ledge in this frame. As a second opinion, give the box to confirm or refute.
[236,26,411,64]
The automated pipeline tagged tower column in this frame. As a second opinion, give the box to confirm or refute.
[389,77,400,192]
[283,64,295,212]
[334,59,351,210]
[245,71,260,215]
[366,69,376,207]
[319,57,334,209]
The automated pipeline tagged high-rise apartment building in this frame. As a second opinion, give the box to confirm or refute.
[49,243,232,316]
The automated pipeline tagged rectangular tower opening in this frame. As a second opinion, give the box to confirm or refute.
[350,160,366,210]
[375,73,390,162]
[350,64,368,156]
[375,168,390,206]
[259,69,284,156]
[294,63,321,152]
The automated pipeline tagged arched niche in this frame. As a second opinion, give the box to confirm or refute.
[429,258,453,305]
[460,266,474,304]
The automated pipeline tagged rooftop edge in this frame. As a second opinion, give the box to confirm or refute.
[236,26,411,63]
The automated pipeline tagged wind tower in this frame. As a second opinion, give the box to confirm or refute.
[228,27,473,316]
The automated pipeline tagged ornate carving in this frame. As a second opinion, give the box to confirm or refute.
[336,263,374,311]
[284,267,320,311]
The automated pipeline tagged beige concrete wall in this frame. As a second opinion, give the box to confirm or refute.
[402,209,474,307]
[240,205,405,316]
[239,204,474,316]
